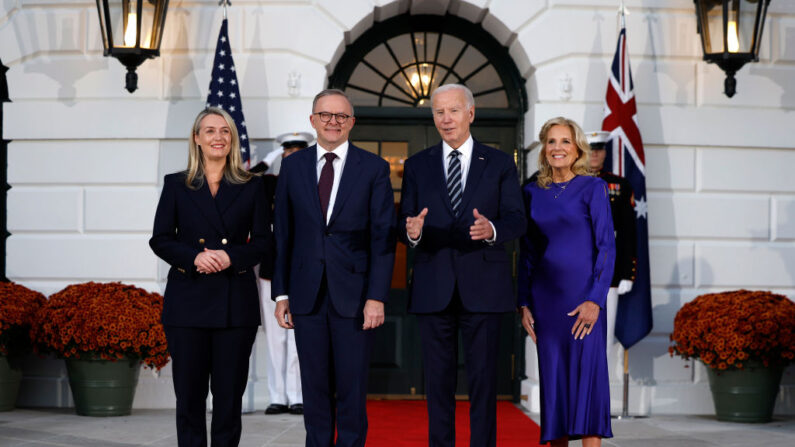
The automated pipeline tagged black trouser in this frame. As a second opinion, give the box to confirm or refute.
[293,282,374,447]
[416,293,501,447]
[164,326,258,447]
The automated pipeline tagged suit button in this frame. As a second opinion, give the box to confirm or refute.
[221,238,228,245]
[199,238,205,244]
[325,232,332,237]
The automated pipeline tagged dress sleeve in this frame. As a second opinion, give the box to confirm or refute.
[586,179,616,309]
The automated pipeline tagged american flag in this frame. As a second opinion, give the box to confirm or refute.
[206,19,249,168]
[601,23,653,350]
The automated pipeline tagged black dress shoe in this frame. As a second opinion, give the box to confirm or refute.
[289,404,303,415]
[265,403,288,415]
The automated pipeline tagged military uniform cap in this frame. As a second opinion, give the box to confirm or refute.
[586,131,610,149]
[276,131,314,149]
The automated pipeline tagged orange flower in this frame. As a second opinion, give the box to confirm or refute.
[31,282,170,370]
[670,290,795,371]
[0,282,46,356]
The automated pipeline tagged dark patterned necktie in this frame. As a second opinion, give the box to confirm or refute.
[447,150,462,216]
[318,152,337,219]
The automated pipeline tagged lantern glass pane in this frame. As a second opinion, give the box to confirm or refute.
[102,0,135,48]
[700,1,725,54]
[96,1,110,50]
[139,0,157,49]
[736,0,760,54]
[101,1,164,50]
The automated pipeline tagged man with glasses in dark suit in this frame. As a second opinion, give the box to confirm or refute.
[272,89,396,447]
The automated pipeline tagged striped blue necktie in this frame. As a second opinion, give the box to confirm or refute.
[447,150,462,216]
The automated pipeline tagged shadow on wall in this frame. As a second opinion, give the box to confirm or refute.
[583,9,607,128]
[747,15,795,108]
[15,13,109,103]
[749,65,795,109]
[240,5,271,161]
[636,5,668,385]
[166,8,199,100]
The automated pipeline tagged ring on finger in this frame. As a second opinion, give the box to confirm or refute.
[584,323,591,329]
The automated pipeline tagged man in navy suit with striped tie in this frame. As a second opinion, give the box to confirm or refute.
[399,84,526,447]
[272,89,396,447]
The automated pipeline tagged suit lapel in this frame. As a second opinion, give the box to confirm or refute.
[328,144,361,227]
[427,144,455,216]
[186,181,226,234]
[459,141,488,216]
[214,180,244,216]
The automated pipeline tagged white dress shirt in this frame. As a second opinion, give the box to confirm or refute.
[275,141,349,304]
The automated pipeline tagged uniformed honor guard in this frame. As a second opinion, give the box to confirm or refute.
[587,131,638,358]
[251,131,314,415]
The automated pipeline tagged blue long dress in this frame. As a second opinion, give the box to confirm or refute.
[518,175,616,444]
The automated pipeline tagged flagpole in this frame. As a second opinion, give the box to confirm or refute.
[611,2,647,421]
[219,0,230,20]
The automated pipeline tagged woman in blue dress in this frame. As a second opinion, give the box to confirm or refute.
[519,117,616,446]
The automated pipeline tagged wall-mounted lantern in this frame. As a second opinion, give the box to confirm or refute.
[694,0,770,98]
[96,0,170,93]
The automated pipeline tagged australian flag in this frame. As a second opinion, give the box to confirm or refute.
[601,24,653,350]
[206,19,249,168]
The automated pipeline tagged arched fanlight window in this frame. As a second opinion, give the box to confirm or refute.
[330,15,525,113]
[345,31,507,108]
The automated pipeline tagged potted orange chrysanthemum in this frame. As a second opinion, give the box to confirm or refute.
[669,289,795,422]
[32,282,169,416]
[0,282,46,411]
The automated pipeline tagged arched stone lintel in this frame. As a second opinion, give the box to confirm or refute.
[324,0,537,90]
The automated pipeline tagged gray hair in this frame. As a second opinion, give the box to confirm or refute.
[431,84,475,108]
[312,88,355,116]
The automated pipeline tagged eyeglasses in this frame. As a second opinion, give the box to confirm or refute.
[313,111,352,124]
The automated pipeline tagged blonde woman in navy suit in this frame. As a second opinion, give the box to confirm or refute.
[150,107,270,447]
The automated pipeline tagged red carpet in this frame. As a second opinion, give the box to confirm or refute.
[366,400,543,446]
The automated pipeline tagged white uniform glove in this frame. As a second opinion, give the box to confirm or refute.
[263,148,284,166]
[617,280,634,295]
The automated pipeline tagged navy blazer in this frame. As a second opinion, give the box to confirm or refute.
[399,140,526,313]
[272,143,396,318]
[150,172,271,328]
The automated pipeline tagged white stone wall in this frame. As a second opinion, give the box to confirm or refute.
[2,0,794,414]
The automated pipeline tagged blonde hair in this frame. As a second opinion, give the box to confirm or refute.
[185,107,253,189]
[535,117,593,189]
